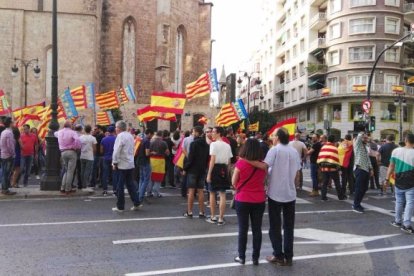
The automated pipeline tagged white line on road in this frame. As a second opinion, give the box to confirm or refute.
[125,244,414,276]
[0,209,352,228]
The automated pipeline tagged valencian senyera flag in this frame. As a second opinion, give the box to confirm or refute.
[150,155,166,182]
[60,88,78,119]
[185,68,219,100]
[215,103,240,127]
[150,92,186,114]
[70,85,88,110]
[124,84,136,102]
[96,90,120,110]
[0,90,11,116]
[267,118,297,141]
[96,111,115,126]
[13,101,46,122]
[137,106,176,122]
[85,82,96,109]
[233,99,248,119]
[118,87,129,104]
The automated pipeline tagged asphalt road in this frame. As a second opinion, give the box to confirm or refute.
[0,169,413,276]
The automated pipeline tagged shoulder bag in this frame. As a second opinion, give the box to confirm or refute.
[230,167,258,209]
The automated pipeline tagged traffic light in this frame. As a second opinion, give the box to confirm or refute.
[369,116,376,132]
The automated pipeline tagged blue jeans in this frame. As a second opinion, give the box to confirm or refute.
[91,156,103,186]
[353,168,370,208]
[310,163,319,191]
[268,198,295,260]
[116,169,139,210]
[395,186,414,227]
[20,155,33,186]
[1,158,14,191]
[80,159,94,189]
[138,163,151,202]
[102,159,118,192]
[235,201,265,260]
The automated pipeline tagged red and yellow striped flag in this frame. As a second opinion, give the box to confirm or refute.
[150,155,166,182]
[408,76,414,85]
[322,88,330,96]
[185,73,211,100]
[12,101,46,122]
[267,118,297,141]
[137,106,176,122]
[96,111,114,126]
[248,122,260,132]
[118,88,129,104]
[134,137,142,156]
[70,85,87,110]
[352,84,367,93]
[37,118,51,140]
[215,103,240,127]
[150,92,186,114]
[96,90,120,110]
[173,140,185,169]
[392,85,404,94]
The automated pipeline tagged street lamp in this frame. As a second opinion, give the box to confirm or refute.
[11,58,41,107]
[394,94,407,143]
[236,72,261,114]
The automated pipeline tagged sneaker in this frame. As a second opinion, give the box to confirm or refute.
[352,206,364,214]
[205,217,218,224]
[401,225,414,234]
[130,205,141,211]
[198,213,206,219]
[112,207,124,213]
[390,221,402,228]
[183,212,193,218]
[266,255,285,266]
[217,220,226,226]
[309,190,320,197]
[36,175,40,180]
[234,256,245,265]
[284,258,293,267]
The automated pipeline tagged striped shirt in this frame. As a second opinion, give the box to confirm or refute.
[317,142,340,171]
[353,133,372,172]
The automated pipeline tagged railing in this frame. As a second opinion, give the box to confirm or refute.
[310,38,326,51]
[310,12,327,26]
[307,63,328,75]
[274,102,284,111]
[402,58,414,67]
[404,3,414,13]
[276,83,285,92]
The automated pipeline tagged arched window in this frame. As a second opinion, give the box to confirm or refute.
[174,26,185,93]
[45,47,52,99]
[122,17,136,91]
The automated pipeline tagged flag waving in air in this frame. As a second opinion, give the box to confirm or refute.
[70,85,88,110]
[59,88,78,119]
[267,118,297,141]
[215,103,240,127]
[96,111,115,126]
[0,90,11,116]
[137,106,176,122]
[150,92,186,114]
[96,90,120,110]
[185,69,219,100]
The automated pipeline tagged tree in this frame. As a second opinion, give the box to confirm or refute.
[111,108,123,122]
[248,109,277,134]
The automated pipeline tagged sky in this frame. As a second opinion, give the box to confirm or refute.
[210,0,262,77]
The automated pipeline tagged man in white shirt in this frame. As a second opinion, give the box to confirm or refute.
[206,126,233,225]
[289,133,307,190]
[79,125,97,192]
[112,120,140,212]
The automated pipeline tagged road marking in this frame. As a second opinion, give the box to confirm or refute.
[114,228,397,245]
[0,209,352,228]
[125,244,414,276]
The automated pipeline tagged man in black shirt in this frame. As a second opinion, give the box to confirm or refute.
[307,134,322,196]
[162,130,175,188]
[91,125,105,187]
[379,134,398,194]
[137,129,154,204]
[226,127,238,164]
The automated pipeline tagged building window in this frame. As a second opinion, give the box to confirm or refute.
[329,50,340,66]
[385,17,400,34]
[292,66,297,79]
[175,26,185,92]
[381,103,397,121]
[349,18,375,34]
[307,108,311,121]
[384,45,400,63]
[299,85,305,99]
[286,70,290,83]
[329,23,341,40]
[293,45,297,58]
[385,0,399,6]
[300,39,305,52]
[285,91,290,103]
[330,0,342,14]
[269,81,273,92]
[122,17,136,91]
[328,77,339,94]
[384,74,400,92]
[301,15,306,28]
[299,62,305,76]
[330,104,342,121]
[350,0,376,7]
[292,89,297,102]
[349,46,375,62]
[350,103,364,121]
[348,75,370,92]
[286,50,290,61]
[317,105,324,122]
[403,105,412,122]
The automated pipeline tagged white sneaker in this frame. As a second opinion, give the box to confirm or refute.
[130,205,142,211]
[36,175,40,180]
[112,207,124,213]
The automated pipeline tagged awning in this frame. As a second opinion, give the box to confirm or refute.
[308,79,324,87]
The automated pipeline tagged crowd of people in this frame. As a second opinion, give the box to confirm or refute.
[0,115,413,266]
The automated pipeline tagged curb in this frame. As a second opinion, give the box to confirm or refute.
[0,190,95,200]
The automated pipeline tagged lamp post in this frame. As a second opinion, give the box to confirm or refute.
[41,0,60,191]
[237,72,261,114]
[394,94,407,143]
[11,58,41,107]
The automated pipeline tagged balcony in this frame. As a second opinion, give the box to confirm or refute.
[402,58,414,72]
[309,38,327,54]
[273,102,284,111]
[276,83,285,92]
[310,12,327,30]
[307,63,328,77]
[404,2,414,21]
[310,0,327,6]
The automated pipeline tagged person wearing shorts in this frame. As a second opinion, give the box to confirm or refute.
[183,126,209,218]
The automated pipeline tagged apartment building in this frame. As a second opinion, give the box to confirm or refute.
[254,0,414,140]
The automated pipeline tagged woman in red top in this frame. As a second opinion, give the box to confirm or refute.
[232,139,266,266]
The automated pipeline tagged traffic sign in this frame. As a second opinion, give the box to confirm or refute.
[362,100,371,114]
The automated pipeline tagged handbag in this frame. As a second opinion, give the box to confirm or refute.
[211,163,231,190]
[230,168,257,209]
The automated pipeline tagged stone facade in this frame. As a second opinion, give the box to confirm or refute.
[0,0,213,131]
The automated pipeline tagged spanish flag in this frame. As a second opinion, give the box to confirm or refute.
[137,106,176,122]
[352,84,367,93]
[392,85,404,94]
[215,103,240,126]
[173,141,185,169]
[96,90,120,110]
[322,88,330,96]
[70,85,88,110]
[37,119,50,140]
[150,92,186,114]
[267,118,297,141]
[13,101,46,122]
[134,137,142,156]
[248,122,260,132]
[150,155,166,182]
[407,76,414,85]
[338,140,353,168]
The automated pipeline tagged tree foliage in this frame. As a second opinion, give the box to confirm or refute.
[248,109,277,134]
[111,108,123,122]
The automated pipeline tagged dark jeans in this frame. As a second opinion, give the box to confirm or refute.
[321,170,345,199]
[1,158,14,191]
[181,174,188,197]
[91,156,103,186]
[235,201,265,260]
[162,155,175,187]
[310,163,319,190]
[102,159,118,192]
[268,198,295,259]
[116,169,139,210]
[20,155,33,186]
[353,168,370,208]
[341,166,354,194]
[138,163,151,202]
[369,156,380,189]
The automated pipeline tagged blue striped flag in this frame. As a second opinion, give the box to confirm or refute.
[234,99,248,119]
[125,84,136,102]
[60,88,78,119]
[85,82,96,109]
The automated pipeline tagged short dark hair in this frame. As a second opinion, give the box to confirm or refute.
[406,133,414,144]
[193,126,203,136]
[3,117,12,128]
[173,130,180,140]
[84,125,92,133]
[184,130,191,137]
[214,126,225,137]
[145,128,154,135]
[156,130,163,137]
[328,135,335,143]
[163,130,170,138]
[386,134,395,142]
[23,124,30,129]
[75,125,83,132]
[276,128,289,145]
[238,138,263,161]
[345,134,352,141]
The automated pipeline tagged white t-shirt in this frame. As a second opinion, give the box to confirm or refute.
[210,140,233,164]
[80,134,97,161]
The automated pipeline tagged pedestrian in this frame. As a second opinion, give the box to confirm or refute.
[0,118,16,195]
[30,127,41,179]
[101,126,117,196]
[232,139,266,266]
[73,124,83,189]
[11,127,22,188]
[248,128,300,266]
[317,135,347,201]
[183,126,209,218]
[206,126,233,225]
[171,130,182,186]
[181,129,194,197]
[91,125,105,187]
[148,130,170,197]
[378,134,398,195]
[289,133,308,190]
[368,139,380,189]
[338,134,354,195]
[111,120,141,212]
[137,129,154,205]
[162,130,175,188]
[307,133,322,196]
[55,120,81,195]
[20,124,38,187]
[79,125,97,192]
[352,132,373,213]
[387,133,414,234]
